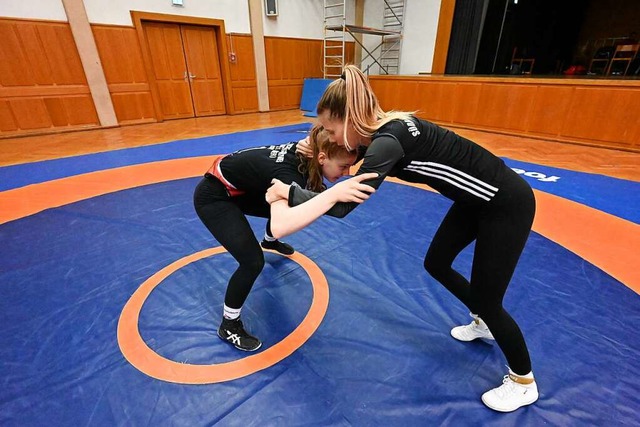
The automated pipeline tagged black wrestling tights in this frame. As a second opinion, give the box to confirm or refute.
[194,177,265,309]
[423,174,536,375]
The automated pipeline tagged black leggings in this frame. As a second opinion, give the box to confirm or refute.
[193,176,272,309]
[423,170,536,375]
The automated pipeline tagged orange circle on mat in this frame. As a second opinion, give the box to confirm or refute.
[117,246,329,384]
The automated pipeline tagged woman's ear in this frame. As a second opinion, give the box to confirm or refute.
[317,152,327,165]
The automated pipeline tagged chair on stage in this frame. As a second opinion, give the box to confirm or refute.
[606,44,640,76]
[587,46,614,75]
[511,48,535,75]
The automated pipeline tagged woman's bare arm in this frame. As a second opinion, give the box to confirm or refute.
[268,172,377,239]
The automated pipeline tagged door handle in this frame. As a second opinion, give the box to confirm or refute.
[188,72,196,80]
[183,71,188,82]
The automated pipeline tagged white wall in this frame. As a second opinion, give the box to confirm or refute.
[362,0,384,74]
[0,0,68,21]
[263,0,322,39]
[400,0,441,74]
[261,0,356,39]
[82,0,251,33]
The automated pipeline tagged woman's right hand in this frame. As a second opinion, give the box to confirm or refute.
[331,173,378,203]
[296,136,313,158]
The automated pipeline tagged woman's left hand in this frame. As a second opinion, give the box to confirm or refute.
[330,173,377,203]
[266,179,290,204]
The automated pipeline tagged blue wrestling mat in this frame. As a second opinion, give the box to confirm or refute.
[0,125,638,426]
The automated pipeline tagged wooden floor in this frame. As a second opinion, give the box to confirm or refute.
[1,110,638,182]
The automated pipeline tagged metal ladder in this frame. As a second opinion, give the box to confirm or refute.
[323,0,346,79]
[378,0,405,75]
[323,0,406,77]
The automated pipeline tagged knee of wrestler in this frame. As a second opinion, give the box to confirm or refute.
[423,252,448,278]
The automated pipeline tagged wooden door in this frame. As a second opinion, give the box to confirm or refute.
[143,22,227,120]
[143,22,194,119]
[181,25,226,116]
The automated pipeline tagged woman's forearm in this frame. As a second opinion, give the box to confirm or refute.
[269,172,378,239]
[269,190,339,239]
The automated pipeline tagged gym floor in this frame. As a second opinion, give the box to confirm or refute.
[1,111,638,426]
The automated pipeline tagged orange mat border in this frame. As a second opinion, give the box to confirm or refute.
[1,156,637,295]
[117,246,329,384]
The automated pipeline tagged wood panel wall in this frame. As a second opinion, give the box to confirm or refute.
[227,34,259,113]
[369,75,640,151]
[0,16,357,137]
[0,18,99,136]
[92,24,156,125]
[265,37,355,110]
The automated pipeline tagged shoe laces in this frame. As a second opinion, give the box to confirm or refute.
[494,375,520,399]
[468,320,487,333]
[224,318,246,334]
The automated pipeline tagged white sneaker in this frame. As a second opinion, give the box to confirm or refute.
[451,313,494,342]
[481,370,539,412]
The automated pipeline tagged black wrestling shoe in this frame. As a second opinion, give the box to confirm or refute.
[217,317,262,352]
[261,239,295,255]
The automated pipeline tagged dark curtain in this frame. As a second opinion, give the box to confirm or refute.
[475,0,510,74]
[445,0,491,74]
